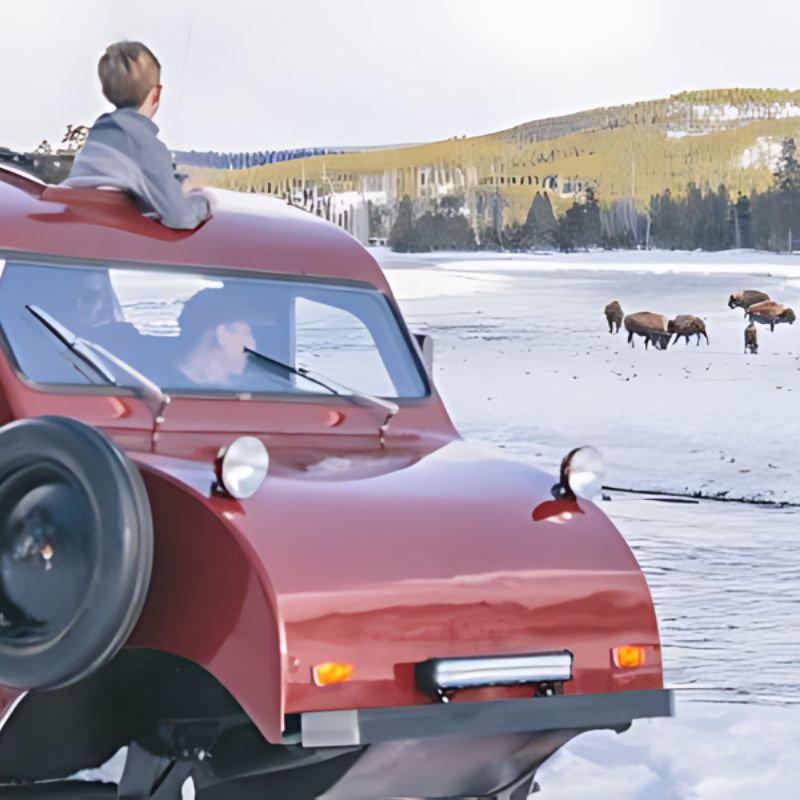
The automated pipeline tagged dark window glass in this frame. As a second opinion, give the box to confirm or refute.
[0,261,426,399]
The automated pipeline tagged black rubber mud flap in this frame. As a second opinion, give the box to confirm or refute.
[0,416,153,689]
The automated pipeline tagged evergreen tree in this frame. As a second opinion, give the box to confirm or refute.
[389,196,415,252]
[650,190,680,249]
[555,186,602,251]
[772,138,800,250]
[774,138,800,191]
[582,186,602,247]
[731,192,752,248]
[415,211,476,251]
[438,194,465,216]
[501,221,527,251]
[699,185,731,250]
[478,225,502,250]
[523,192,557,249]
[553,214,575,252]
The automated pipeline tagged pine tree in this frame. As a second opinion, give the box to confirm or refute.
[524,192,557,249]
[772,138,800,250]
[502,221,527,251]
[479,225,502,250]
[582,186,602,248]
[389,196,415,252]
[556,187,602,251]
[774,138,800,192]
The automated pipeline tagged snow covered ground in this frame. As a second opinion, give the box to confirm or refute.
[538,699,800,800]
[376,248,800,798]
[378,248,800,504]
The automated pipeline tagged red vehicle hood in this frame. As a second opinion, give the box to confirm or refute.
[131,438,663,726]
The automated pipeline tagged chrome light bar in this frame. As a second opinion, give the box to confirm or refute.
[418,651,573,692]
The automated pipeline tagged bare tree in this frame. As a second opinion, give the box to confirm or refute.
[61,124,89,152]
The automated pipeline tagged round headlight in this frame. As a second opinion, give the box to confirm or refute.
[559,446,604,499]
[217,437,269,499]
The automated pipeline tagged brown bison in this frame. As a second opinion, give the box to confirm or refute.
[604,300,623,333]
[744,322,758,354]
[668,315,709,346]
[745,300,797,332]
[624,312,670,350]
[728,290,770,314]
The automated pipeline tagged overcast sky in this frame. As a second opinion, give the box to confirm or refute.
[2,0,798,153]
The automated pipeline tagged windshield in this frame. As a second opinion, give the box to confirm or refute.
[0,260,427,399]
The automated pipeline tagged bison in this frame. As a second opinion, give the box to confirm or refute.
[624,312,670,350]
[604,300,623,334]
[745,300,796,332]
[668,315,709,346]
[728,289,770,315]
[744,322,758,354]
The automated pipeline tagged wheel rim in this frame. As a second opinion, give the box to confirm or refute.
[0,461,97,646]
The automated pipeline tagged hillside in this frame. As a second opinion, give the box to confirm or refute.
[190,89,800,237]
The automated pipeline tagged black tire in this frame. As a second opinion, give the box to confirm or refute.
[0,416,152,690]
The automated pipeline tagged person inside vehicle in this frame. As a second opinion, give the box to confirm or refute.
[176,288,257,388]
[63,41,211,230]
[72,271,144,355]
[76,271,123,328]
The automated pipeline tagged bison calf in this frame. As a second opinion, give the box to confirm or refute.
[744,322,758,354]
[668,315,709,346]
[604,300,623,334]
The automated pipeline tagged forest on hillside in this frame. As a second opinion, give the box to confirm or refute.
[174,147,338,169]
[387,138,800,254]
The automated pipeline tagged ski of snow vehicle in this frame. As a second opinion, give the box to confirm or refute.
[0,166,672,799]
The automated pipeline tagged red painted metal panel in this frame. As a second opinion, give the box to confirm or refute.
[0,170,665,746]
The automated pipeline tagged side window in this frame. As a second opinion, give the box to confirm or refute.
[295,298,395,397]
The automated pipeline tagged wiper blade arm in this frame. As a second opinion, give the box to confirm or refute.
[26,304,117,384]
[244,346,399,446]
[244,345,341,396]
[26,304,170,428]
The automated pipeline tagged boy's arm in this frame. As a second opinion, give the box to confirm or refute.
[137,138,211,230]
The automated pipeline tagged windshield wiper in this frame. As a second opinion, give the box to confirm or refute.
[26,304,171,431]
[244,346,399,447]
[26,304,117,385]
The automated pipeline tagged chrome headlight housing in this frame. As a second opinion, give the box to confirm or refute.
[216,436,269,499]
[555,446,604,500]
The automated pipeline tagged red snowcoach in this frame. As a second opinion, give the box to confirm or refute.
[0,164,671,799]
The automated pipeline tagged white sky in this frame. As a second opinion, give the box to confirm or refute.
[2,0,799,153]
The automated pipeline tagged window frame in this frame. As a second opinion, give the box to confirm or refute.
[0,250,431,403]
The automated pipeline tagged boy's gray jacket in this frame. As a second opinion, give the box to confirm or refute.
[63,108,210,230]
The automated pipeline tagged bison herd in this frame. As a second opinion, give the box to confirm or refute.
[604,290,796,354]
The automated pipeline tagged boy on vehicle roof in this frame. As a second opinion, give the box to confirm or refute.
[63,41,211,230]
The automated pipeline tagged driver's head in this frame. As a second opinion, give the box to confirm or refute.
[177,288,256,383]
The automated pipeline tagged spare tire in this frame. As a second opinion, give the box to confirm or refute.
[0,416,152,689]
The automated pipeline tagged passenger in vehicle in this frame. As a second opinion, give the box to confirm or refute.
[63,41,211,230]
[77,272,124,328]
[74,272,143,356]
[176,288,257,388]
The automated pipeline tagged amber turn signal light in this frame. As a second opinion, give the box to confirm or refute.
[612,646,646,669]
[312,662,354,686]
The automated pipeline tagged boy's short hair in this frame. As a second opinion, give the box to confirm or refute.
[98,41,161,109]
